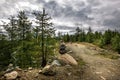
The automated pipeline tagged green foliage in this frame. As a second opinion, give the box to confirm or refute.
[111,35,120,53]
[86,32,94,43]
[63,33,70,42]
[17,11,32,40]
[0,40,12,69]
[79,31,86,42]
[103,30,112,45]
[98,37,106,48]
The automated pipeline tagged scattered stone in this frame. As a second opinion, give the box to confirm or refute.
[66,50,73,54]
[6,64,14,73]
[4,71,18,80]
[42,65,51,73]
[69,51,73,53]
[107,70,111,73]
[100,76,106,80]
[28,67,33,70]
[67,72,71,76]
[38,70,42,74]
[29,71,32,73]
[24,70,27,72]
[34,73,39,78]
[15,66,22,71]
[95,72,102,74]
[51,60,61,66]
[41,65,56,76]
[65,64,71,67]
[8,63,13,67]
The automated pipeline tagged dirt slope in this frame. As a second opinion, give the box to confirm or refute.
[67,43,120,80]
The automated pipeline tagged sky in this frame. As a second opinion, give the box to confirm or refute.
[0,0,120,34]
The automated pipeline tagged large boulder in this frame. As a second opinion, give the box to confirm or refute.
[58,53,78,65]
[4,71,18,80]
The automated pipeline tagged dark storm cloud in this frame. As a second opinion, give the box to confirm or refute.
[0,0,120,32]
[43,0,92,22]
[103,10,120,29]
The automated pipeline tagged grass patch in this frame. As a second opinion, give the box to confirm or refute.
[77,58,86,67]
[98,52,120,60]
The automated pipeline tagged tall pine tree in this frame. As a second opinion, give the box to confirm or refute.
[34,8,55,67]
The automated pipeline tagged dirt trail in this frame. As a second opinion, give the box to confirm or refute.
[67,43,120,80]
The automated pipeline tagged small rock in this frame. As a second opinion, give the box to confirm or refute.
[38,70,42,74]
[65,64,71,67]
[67,51,73,53]
[6,64,14,73]
[107,70,111,73]
[100,76,106,80]
[69,51,73,53]
[8,63,13,67]
[24,70,27,72]
[51,60,61,66]
[15,66,22,71]
[41,65,56,76]
[67,72,71,76]
[4,71,18,80]
[34,73,39,78]
[6,68,14,73]
[28,67,33,70]
[95,72,102,74]
[29,71,32,73]
[42,65,51,73]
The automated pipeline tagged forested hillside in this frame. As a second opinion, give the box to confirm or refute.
[62,27,120,54]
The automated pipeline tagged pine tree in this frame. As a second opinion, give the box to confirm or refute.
[17,11,32,40]
[34,8,55,67]
[79,29,86,42]
[75,27,81,41]
[111,34,120,54]
[17,11,32,67]
[86,27,93,43]
[103,29,112,45]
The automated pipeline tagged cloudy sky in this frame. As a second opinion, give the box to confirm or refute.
[0,0,120,33]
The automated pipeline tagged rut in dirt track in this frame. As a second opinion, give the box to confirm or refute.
[67,43,120,80]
